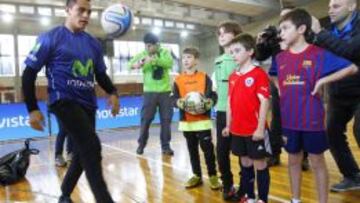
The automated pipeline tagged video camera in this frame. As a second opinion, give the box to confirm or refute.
[260,25,281,49]
[255,25,282,61]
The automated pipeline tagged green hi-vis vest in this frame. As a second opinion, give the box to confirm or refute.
[213,54,237,112]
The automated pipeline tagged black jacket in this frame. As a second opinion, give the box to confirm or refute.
[315,11,360,97]
[255,41,281,62]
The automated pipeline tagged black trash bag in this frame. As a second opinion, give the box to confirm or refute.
[0,139,39,185]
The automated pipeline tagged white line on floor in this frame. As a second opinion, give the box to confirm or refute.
[102,143,289,203]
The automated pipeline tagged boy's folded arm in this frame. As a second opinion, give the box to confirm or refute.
[312,64,358,95]
[321,64,357,84]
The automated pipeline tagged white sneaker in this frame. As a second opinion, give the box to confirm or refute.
[55,155,67,167]
[66,153,73,162]
[247,198,256,203]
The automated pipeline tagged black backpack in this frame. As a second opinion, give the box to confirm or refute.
[0,139,39,185]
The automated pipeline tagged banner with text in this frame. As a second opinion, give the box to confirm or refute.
[0,96,179,141]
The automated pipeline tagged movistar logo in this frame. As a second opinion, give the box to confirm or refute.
[72,59,94,77]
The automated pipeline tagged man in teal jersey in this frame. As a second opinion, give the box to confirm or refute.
[212,21,243,201]
[129,33,174,155]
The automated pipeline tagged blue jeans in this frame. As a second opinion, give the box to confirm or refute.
[55,117,72,156]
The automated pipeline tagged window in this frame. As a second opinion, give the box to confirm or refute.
[0,35,15,76]
[17,35,45,76]
[134,17,140,25]
[90,11,99,19]
[0,4,16,13]
[38,7,52,16]
[113,40,180,75]
[165,21,174,28]
[19,6,35,14]
[186,24,195,30]
[154,19,163,27]
[54,8,66,17]
[176,22,185,29]
[141,17,152,25]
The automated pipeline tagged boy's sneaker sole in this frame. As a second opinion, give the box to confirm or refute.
[185,180,203,189]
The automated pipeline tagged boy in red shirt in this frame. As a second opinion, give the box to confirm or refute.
[223,34,271,203]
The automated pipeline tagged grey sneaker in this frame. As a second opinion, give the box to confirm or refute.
[330,177,360,192]
[55,155,67,167]
[66,153,73,162]
[162,148,174,156]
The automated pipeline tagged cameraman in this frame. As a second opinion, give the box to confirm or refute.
[256,6,310,170]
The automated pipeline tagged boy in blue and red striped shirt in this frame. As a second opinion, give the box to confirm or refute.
[269,9,358,203]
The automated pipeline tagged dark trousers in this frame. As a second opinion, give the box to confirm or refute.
[138,92,173,150]
[55,117,73,156]
[269,81,283,156]
[50,100,114,203]
[184,130,217,177]
[216,112,233,189]
[326,96,360,179]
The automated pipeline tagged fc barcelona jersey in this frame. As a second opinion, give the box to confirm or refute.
[269,45,351,131]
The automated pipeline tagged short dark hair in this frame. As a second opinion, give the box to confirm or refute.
[229,33,256,52]
[183,47,200,59]
[66,0,90,7]
[281,5,295,11]
[217,21,242,36]
[143,32,159,44]
[279,8,312,38]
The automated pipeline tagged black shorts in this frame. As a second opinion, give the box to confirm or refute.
[231,134,271,160]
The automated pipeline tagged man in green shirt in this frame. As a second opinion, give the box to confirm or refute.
[129,33,174,155]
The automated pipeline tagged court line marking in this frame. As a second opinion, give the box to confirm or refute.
[102,143,289,203]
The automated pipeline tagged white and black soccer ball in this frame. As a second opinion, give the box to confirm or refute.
[184,92,206,115]
[101,4,133,38]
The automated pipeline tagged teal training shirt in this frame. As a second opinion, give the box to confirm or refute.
[213,54,237,112]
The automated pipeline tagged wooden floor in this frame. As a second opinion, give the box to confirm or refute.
[0,123,360,203]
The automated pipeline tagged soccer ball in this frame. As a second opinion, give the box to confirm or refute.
[184,92,206,115]
[101,4,133,38]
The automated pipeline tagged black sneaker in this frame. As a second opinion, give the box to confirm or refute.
[330,177,360,192]
[222,186,236,201]
[58,195,73,203]
[136,146,144,155]
[162,148,174,156]
[301,157,310,171]
[267,155,281,167]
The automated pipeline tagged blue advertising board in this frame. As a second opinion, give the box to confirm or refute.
[0,96,179,141]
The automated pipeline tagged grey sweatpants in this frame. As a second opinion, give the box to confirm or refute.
[138,92,173,150]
